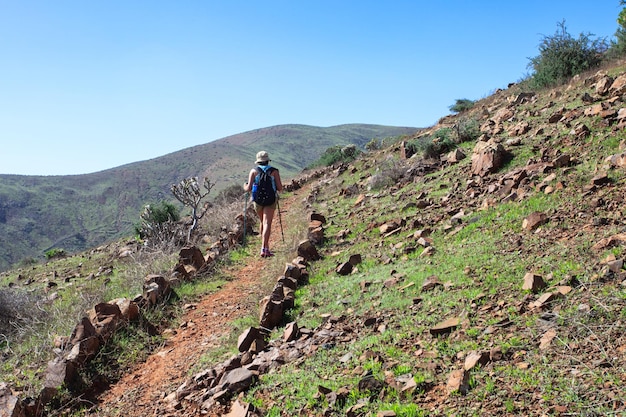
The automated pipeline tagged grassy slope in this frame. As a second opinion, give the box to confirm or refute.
[239,66,626,416]
[3,63,626,416]
[0,124,420,271]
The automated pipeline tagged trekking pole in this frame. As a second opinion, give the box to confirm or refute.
[276,194,285,242]
[243,192,248,246]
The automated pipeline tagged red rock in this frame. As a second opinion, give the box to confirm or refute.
[522,212,548,231]
[522,273,547,293]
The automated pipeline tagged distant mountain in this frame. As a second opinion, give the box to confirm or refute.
[0,123,421,270]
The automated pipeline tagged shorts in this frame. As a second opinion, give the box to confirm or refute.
[253,201,277,211]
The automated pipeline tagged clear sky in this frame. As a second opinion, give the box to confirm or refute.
[0,1,620,175]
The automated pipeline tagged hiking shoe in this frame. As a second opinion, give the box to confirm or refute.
[261,249,275,258]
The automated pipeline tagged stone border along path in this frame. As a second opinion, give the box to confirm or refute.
[0,167,331,417]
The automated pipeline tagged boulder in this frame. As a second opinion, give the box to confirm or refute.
[471,140,507,176]
[179,246,206,271]
[297,240,321,261]
[259,298,283,329]
[237,327,265,353]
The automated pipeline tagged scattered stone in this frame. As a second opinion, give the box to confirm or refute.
[259,298,283,329]
[522,212,548,231]
[237,327,265,353]
[446,369,470,395]
[297,239,321,261]
[429,317,460,336]
[218,368,257,397]
[529,292,562,310]
[522,272,547,293]
[605,153,626,168]
[421,275,442,292]
[590,173,611,186]
[225,399,252,417]
[336,262,353,276]
[471,140,508,176]
[447,148,466,164]
[464,351,490,370]
[348,254,363,266]
[539,328,557,350]
[592,233,626,251]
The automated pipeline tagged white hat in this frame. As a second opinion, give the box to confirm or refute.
[255,151,270,164]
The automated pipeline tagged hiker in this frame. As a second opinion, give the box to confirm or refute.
[243,151,283,257]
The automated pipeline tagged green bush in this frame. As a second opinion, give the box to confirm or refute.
[449,98,475,113]
[528,20,607,88]
[454,117,481,143]
[308,144,362,168]
[44,248,66,259]
[134,201,180,238]
[607,3,626,58]
[365,138,381,151]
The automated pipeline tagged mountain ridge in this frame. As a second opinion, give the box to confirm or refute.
[0,123,421,271]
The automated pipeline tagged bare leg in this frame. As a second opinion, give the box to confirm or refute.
[256,207,264,250]
[261,207,275,251]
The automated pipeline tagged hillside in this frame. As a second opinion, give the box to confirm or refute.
[0,124,420,271]
[140,63,626,415]
[2,59,626,416]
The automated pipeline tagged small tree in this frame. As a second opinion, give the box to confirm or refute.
[171,177,214,242]
[608,1,626,57]
[528,20,607,88]
[449,99,475,114]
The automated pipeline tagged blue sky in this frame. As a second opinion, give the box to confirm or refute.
[0,1,620,175]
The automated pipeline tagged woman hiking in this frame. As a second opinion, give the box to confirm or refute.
[243,151,283,258]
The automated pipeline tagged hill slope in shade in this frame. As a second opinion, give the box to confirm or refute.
[0,123,421,271]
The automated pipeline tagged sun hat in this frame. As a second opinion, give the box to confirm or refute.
[255,151,270,164]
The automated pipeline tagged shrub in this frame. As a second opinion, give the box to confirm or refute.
[607,3,626,58]
[135,201,185,248]
[214,183,245,205]
[44,248,66,259]
[369,158,407,190]
[449,99,475,113]
[365,138,381,151]
[0,289,43,338]
[454,117,481,143]
[308,144,362,168]
[527,20,607,88]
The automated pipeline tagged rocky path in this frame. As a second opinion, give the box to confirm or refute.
[88,194,299,417]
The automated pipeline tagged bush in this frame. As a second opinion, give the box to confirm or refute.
[449,99,475,113]
[0,289,42,338]
[365,138,381,151]
[607,3,626,58]
[308,144,362,168]
[368,158,407,190]
[454,117,480,143]
[528,20,607,88]
[135,200,184,247]
[214,183,245,205]
[44,248,66,260]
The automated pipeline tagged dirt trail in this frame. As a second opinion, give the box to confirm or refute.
[89,193,300,416]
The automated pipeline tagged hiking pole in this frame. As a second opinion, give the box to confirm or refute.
[243,192,248,246]
[276,194,285,242]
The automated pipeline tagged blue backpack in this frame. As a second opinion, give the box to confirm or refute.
[252,166,277,206]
